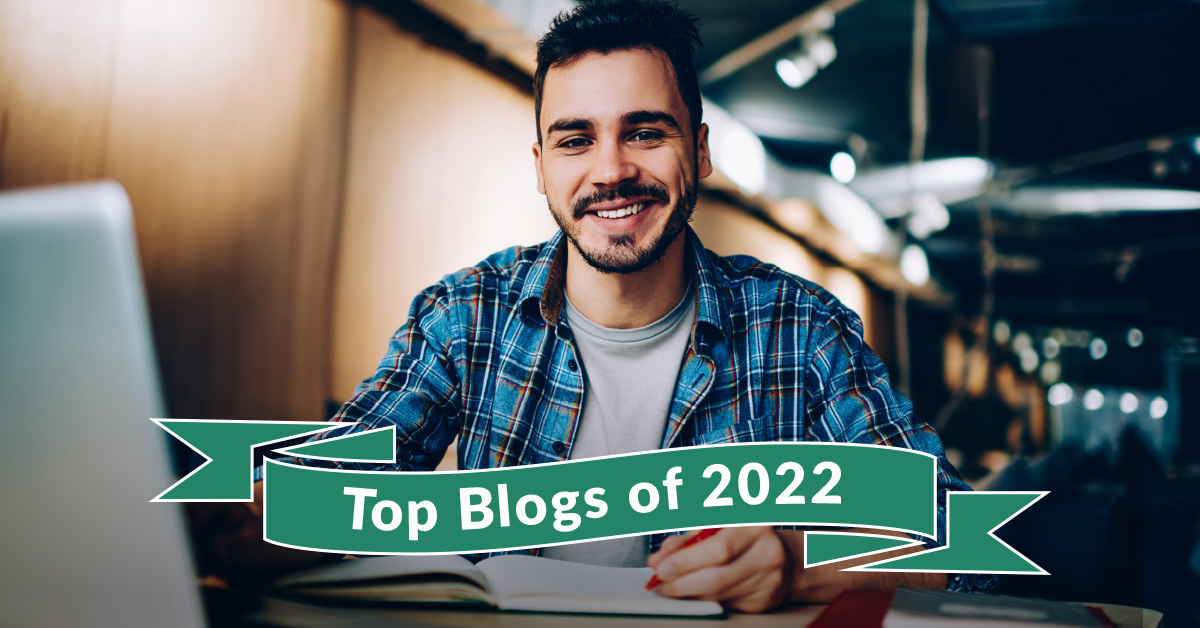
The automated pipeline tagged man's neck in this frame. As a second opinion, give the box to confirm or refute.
[564,235,690,329]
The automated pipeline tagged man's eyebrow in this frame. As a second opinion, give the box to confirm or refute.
[622,110,681,131]
[546,118,594,137]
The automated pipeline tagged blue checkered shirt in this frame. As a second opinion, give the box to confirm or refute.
[297,227,994,593]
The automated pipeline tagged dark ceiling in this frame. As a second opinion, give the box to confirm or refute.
[695,0,1200,163]
[683,0,1200,350]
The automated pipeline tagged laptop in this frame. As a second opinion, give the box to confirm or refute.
[0,182,206,628]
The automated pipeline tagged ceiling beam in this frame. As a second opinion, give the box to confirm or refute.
[698,0,866,87]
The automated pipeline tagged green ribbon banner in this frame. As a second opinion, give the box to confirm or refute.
[154,420,1047,574]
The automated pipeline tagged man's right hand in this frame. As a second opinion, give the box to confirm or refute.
[187,480,336,587]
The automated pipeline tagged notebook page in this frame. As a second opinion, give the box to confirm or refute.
[497,594,723,616]
[476,555,722,615]
[274,555,489,591]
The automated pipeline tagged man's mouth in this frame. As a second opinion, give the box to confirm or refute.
[573,183,669,220]
[594,203,647,219]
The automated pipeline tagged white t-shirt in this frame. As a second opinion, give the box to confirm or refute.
[539,281,696,567]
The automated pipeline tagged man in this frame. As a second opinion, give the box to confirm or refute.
[214,0,992,612]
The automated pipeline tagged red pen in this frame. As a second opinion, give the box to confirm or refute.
[645,528,722,590]
[1085,606,1117,628]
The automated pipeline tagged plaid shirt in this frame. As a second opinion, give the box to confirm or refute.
[307,227,994,593]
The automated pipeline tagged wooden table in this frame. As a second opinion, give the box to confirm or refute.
[249,597,1161,628]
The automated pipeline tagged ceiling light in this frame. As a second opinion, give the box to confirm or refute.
[777,30,836,91]
[1039,361,1061,385]
[849,157,993,218]
[807,34,837,69]
[1013,332,1032,354]
[993,320,1011,345]
[1089,338,1108,360]
[908,193,951,240]
[1019,348,1039,374]
[1127,328,1144,348]
[1149,396,1168,419]
[775,56,817,89]
[830,152,856,183]
[900,244,929,285]
[1083,389,1104,411]
[1119,392,1139,414]
[1003,186,1200,214]
[1048,383,1073,406]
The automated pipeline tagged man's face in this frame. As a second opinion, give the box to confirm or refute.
[533,48,712,274]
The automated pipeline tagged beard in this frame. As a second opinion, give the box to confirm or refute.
[548,179,699,275]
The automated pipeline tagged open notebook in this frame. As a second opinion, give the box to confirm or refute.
[272,554,723,617]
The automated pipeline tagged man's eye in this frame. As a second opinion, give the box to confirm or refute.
[560,138,591,149]
[631,130,663,142]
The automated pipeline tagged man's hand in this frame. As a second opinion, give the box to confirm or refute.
[188,480,335,587]
[647,527,948,613]
[646,526,793,613]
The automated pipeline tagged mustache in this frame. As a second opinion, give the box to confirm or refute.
[572,183,670,219]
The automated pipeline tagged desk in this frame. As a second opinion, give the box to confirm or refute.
[246,597,1161,628]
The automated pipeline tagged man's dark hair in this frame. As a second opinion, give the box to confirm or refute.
[533,0,704,144]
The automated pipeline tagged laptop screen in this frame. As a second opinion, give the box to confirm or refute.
[0,181,206,628]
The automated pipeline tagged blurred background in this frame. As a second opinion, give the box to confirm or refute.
[2,0,1199,624]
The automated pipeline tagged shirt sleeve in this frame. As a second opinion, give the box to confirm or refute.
[265,283,463,474]
[803,300,997,594]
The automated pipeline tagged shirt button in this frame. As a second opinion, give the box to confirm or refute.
[552,442,566,454]
[567,359,578,371]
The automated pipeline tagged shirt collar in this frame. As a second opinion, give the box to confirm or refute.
[518,227,732,343]
[518,230,568,326]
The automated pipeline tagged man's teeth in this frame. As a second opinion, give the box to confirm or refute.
[595,203,645,219]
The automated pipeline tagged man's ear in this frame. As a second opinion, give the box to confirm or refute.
[696,123,713,180]
[532,141,546,195]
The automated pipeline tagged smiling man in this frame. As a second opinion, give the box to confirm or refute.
[213,0,993,612]
[535,47,703,284]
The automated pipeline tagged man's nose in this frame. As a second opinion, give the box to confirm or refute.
[589,140,639,187]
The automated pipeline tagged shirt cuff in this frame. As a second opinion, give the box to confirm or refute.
[948,572,999,593]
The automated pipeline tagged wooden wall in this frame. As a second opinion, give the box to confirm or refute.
[0,0,350,422]
[329,7,557,400]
